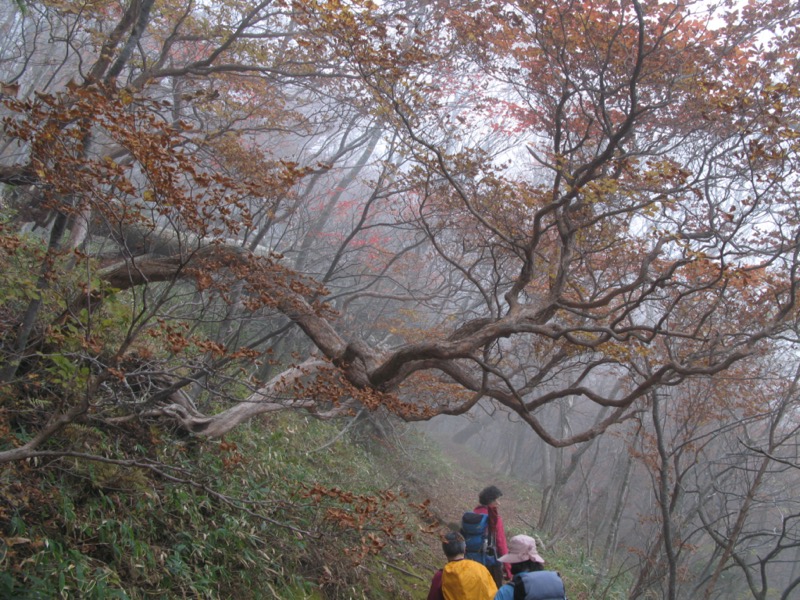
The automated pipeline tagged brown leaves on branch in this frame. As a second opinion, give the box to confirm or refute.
[301,483,414,566]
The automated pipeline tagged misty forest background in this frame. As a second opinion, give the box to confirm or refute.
[1,0,800,598]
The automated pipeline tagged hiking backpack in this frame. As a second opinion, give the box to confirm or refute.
[459,511,498,567]
[511,570,567,600]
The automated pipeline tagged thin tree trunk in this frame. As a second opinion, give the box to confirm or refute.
[593,440,635,593]
[652,393,677,600]
[0,211,68,382]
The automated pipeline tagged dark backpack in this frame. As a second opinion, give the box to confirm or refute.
[460,511,498,567]
[511,570,567,600]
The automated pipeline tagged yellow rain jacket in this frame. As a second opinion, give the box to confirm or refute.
[441,558,498,600]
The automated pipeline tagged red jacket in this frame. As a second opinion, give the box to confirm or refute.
[474,504,512,580]
[427,568,443,600]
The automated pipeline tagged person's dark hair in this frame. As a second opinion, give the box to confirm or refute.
[510,560,543,575]
[478,485,503,506]
[442,531,466,558]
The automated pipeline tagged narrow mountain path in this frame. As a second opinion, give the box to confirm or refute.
[426,439,539,537]
[401,436,544,599]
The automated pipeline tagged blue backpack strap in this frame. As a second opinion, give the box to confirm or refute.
[512,574,526,600]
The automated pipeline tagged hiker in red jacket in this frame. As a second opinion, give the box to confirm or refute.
[473,485,511,584]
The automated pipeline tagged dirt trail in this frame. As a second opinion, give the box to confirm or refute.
[423,438,538,541]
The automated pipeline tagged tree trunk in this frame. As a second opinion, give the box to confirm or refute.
[1,211,68,383]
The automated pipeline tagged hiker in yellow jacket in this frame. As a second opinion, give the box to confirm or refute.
[428,531,497,600]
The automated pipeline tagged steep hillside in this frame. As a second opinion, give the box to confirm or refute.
[1,411,621,599]
[2,411,451,599]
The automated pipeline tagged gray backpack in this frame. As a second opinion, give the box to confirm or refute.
[512,570,567,600]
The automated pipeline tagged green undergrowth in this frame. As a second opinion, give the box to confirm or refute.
[0,412,443,599]
[1,411,628,599]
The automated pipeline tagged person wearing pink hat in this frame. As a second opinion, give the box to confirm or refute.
[493,535,567,600]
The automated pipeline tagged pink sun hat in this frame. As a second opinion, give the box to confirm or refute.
[497,534,545,564]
